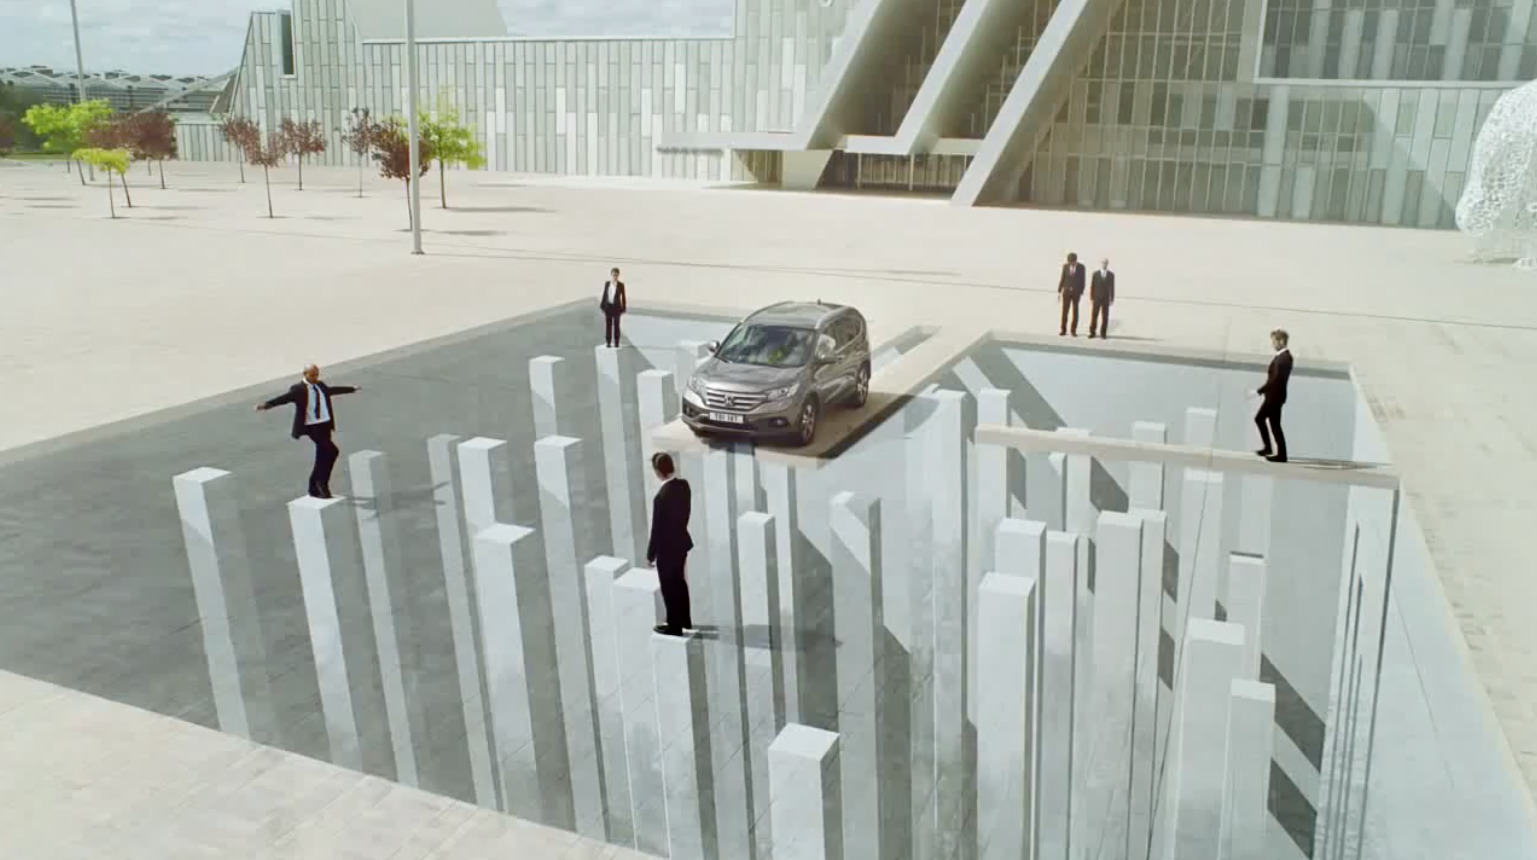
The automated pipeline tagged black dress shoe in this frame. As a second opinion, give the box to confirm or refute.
[1265,455,1288,463]
[1255,449,1272,458]
[653,624,684,637]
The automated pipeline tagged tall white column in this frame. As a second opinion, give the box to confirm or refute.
[739,510,782,860]
[993,516,1047,859]
[287,495,365,771]
[734,442,760,514]
[701,444,755,860]
[613,568,669,855]
[459,436,511,535]
[976,388,1011,577]
[472,523,570,826]
[1182,407,1218,450]
[995,518,1046,580]
[584,556,635,845]
[533,435,605,837]
[1085,512,1144,851]
[1235,476,1273,558]
[426,434,497,808]
[769,724,842,860]
[1040,529,1080,860]
[1219,681,1276,860]
[977,572,1040,860]
[1225,554,1268,679]
[676,340,711,392]
[830,490,883,860]
[1129,421,1167,510]
[1129,509,1168,860]
[1178,469,1225,623]
[929,389,969,860]
[761,461,804,726]
[346,450,419,786]
[1026,450,1067,531]
[1162,619,1246,860]
[173,467,275,744]
[653,632,715,860]
[637,368,678,526]
[1057,427,1095,860]
[905,412,939,860]
[529,354,577,439]
[597,345,647,563]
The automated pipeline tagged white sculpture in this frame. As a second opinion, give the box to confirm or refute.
[1456,80,1537,268]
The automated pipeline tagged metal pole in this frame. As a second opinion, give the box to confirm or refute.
[404,0,423,254]
[69,0,87,102]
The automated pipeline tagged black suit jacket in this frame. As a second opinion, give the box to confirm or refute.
[1258,350,1293,404]
[647,478,694,563]
[1059,263,1086,298]
[263,381,358,439]
[1091,269,1115,303]
[600,280,627,316]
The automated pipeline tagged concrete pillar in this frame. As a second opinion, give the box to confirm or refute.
[929,389,969,860]
[529,354,577,439]
[995,517,1046,580]
[1182,407,1218,450]
[1225,554,1268,680]
[1178,469,1225,623]
[761,461,804,726]
[976,388,1011,577]
[1236,475,1273,558]
[977,572,1040,860]
[472,523,570,826]
[676,340,711,394]
[739,510,782,860]
[458,437,512,536]
[1129,421,1167,510]
[653,632,715,860]
[1040,529,1080,860]
[287,495,365,771]
[613,568,669,855]
[1162,619,1246,860]
[1129,509,1168,860]
[1219,681,1277,860]
[700,443,756,860]
[583,556,635,845]
[426,434,497,808]
[993,516,1047,859]
[533,435,605,838]
[346,450,419,787]
[768,724,842,860]
[597,344,647,563]
[831,490,883,860]
[173,467,275,744]
[1085,512,1144,849]
[1026,450,1066,531]
[905,412,939,860]
[734,442,760,514]
[637,368,678,524]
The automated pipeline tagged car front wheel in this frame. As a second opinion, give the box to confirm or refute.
[850,363,870,408]
[795,398,820,447]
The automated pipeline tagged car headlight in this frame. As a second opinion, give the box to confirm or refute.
[764,385,796,402]
[687,374,706,395]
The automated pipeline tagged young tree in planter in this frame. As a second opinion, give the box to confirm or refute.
[247,130,287,218]
[76,147,130,218]
[218,116,258,182]
[340,108,373,198]
[86,119,136,207]
[128,111,178,189]
[418,101,485,208]
[280,118,326,190]
[370,117,434,229]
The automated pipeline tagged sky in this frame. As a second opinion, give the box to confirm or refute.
[0,0,733,76]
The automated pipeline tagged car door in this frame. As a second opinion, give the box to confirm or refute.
[812,329,842,402]
[827,315,860,402]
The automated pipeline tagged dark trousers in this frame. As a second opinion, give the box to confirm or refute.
[604,312,623,347]
[656,553,692,631]
[1089,300,1110,336]
[1255,399,1287,460]
[303,421,340,496]
[1059,293,1081,334]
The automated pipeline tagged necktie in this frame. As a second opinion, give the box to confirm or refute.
[312,386,322,421]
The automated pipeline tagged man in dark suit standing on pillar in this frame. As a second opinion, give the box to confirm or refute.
[646,452,694,636]
[600,266,628,348]
[1255,329,1293,463]
[1088,257,1115,339]
[1058,252,1086,336]
[255,364,362,498]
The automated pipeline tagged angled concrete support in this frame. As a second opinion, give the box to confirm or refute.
[895,0,1039,151]
[583,556,635,845]
[614,568,669,855]
[769,724,843,860]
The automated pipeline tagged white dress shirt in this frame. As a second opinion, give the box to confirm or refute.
[304,381,332,425]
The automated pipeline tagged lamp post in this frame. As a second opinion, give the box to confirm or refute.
[405,0,423,254]
[69,0,87,102]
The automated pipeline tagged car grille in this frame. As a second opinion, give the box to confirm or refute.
[702,387,767,411]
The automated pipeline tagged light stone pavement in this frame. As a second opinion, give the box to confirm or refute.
[4,157,1537,840]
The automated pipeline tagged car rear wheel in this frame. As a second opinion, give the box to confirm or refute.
[794,398,820,447]
[851,362,870,408]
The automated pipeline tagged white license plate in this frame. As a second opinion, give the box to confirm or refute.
[707,411,745,425]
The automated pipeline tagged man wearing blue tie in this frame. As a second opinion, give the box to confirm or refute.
[255,364,361,498]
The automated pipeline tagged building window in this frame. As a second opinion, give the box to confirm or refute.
[279,12,295,75]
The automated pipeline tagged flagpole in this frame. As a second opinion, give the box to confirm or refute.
[405,0,423,254]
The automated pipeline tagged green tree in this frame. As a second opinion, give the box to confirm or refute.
[22,100,112,184]
[418,100,483,208]
[76,147,130,218]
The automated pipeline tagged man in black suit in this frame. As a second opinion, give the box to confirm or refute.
[600,266,628,348]
[1088,257,1115,339]
[255,364,361,498]
[645,452,694,636]
[1255,329,1293,463]
[1058,252,1086,336]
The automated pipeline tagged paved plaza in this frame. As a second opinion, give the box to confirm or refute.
[3,157,1537,854]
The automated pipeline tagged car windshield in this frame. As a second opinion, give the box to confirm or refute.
[714,324,816,368]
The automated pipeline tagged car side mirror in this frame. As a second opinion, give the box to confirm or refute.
[706,340,719,354]
[815,344,835,364]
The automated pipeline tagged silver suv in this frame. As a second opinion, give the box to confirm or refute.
[681,301,871,446]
